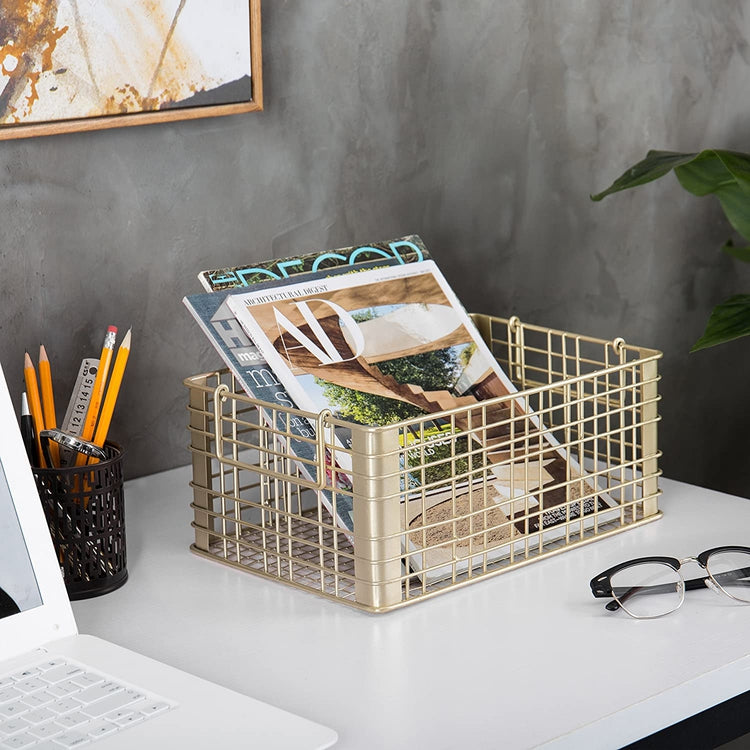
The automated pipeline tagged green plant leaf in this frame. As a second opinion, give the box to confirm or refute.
[676,151,750,239]
[722,239,750,263]
[691,294,750,351]
[590,150,698,201]
[592,149,750,352]
[592,149,750,241]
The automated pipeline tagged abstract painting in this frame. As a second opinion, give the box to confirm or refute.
[0,0,262,139]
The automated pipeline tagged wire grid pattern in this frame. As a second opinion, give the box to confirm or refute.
[185,315,662,612]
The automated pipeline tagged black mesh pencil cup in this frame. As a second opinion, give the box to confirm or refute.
[32,443,127,600]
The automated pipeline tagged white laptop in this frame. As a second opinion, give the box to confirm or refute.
[0,363,337,749]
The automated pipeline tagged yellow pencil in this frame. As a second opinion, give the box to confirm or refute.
[38,344,60,466]
[75,326,117,467]
[23,352,46,468]
[91,328,131,457]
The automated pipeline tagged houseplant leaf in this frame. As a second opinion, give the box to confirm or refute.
[590,151,698,201]
[722,239,750,263]
[592,149,750,241]
[691,295,750,351]
[675,150,750,240]
[592,149,750,350]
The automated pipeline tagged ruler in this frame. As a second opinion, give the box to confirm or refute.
[60,357,100,464]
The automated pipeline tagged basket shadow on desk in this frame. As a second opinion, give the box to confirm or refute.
[185,314,663,614]
[32,443,128,600]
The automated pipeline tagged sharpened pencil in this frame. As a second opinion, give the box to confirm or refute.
[90,328,131,462]
[23,352,46,468]
[38,344,60,466]
[75,326,117,467]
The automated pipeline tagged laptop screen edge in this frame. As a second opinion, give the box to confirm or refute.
[0,361,77,663]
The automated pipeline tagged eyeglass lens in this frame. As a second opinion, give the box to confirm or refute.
[610,561,683,618]
[706,550,750,603]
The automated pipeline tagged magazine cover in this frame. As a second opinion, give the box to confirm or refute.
[198,235,429,291]
[185,244,430,534]
[226,261,616,580]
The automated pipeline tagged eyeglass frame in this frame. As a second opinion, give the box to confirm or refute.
[590,545,750,618]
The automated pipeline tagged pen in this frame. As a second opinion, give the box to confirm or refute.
[75,325,117,466]
[23,352,46,468]
[20,392,38,466]
[38,344,60,466]
[90,328,131,461]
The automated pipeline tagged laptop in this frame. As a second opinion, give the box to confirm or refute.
[0,363,337,749]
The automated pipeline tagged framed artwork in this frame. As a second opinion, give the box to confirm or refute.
[0,0,262,140]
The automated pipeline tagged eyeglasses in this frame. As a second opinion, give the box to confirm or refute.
[590,546,750,619]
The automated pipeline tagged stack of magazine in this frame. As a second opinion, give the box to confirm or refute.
[184,236,616,583]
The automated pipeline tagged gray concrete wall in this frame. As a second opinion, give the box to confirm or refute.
[1,1,749,495]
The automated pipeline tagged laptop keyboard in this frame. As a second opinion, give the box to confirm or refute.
[0,656,174,748]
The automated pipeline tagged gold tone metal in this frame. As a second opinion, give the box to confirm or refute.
[350,426,403,609]
[188,373,215,552]
[184,314,663,613]
[206,381,333,492]
[639,358,660,518]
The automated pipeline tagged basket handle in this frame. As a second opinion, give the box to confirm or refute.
[212,383,333,491]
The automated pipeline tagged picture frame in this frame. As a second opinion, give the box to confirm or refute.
[0,0,263,141]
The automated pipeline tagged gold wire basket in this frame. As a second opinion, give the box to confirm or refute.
[185,314,662,613]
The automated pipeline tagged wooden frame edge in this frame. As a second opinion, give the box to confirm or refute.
[0,0,263,141]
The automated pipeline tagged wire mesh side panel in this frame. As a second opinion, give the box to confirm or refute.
[186,370,359,603]
[185,315,662,612]
[393,318,662,603]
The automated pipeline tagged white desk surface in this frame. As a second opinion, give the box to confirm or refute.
[72,466,750,749]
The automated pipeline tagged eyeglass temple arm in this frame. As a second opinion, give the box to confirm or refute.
[603,566,750,612]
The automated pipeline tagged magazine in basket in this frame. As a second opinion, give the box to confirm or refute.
[197,235,429,292]
[225,260,618,582]
[184,237,431,534]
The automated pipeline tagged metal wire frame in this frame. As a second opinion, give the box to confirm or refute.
[185,314,662,613]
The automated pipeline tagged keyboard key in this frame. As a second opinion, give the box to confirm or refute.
[112,712,144,728]
[51,730,90,747]
[14,679,47,694]
[1,733,37,748]
[74,683,120,706]
[0,689,22,705]
[46,698,81,716]
[105,696,157,718]
[39,666,82,686]
[46,682,81,699]
[12,670,40,682]
[67,674,101,690]
[85,721,118,738]
[102,707,132,723]
[0,718,30,736]
[27,722,63,739]
[140,700,170,716]
[81,691,136,719]
[54,713,88,730]
[20,691,56,709]
[35,660,65,672]
[0,705,27,720]
[22,707,55,725]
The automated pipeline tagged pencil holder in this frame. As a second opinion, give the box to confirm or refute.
[32,443,127,600]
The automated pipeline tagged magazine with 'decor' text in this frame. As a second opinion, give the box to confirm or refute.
[198,235,429,292]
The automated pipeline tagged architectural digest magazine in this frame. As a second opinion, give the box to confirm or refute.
[226,260,616,580]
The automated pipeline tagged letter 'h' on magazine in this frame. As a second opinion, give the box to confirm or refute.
[226,260,617,582]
